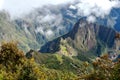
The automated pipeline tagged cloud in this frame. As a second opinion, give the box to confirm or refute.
[35,14,63,37]
[0,0,4,10]
[87,15,96,23]
[2,0,72,17]
[75,0,120,22]
[35,27,54,39]
[35,27,44,34]
[69,5,77,10]
[29,0,120,37]
[40,14,63,24]
[34,6,63,26]
[2,0,120,20]
[41,14,56,22]
[46,30,54,36]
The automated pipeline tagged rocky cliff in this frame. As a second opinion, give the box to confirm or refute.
[40,18,116,57]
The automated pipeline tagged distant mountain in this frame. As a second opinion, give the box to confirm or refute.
[11,4,81,51]
[40,18,116,57]
[13,5,120,52]
[0,4,80,52]
[112,8,120,32]
[95,8,120,32]
[0,11,42,52]
[0,4,120,52]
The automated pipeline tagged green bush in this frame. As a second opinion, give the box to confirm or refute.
[0,41,77,80]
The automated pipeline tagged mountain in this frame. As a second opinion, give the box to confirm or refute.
[26,49,83,74]
[112,8,120,32]
[95,8,120,32]
[0,11,41,52]
[0,2,120,80]
[13,5,120,52]
[0,4,81,52]
[14,4,80,39]
[0,4,120,52]
[40,18,116,57]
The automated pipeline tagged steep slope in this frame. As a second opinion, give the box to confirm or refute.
[13,4,80,44]
[0,11,16,41]
[0,11,41,52]
[26,49,88,75]
[40,18,116,57]
[13,6,120,51]
[0,4,81,52]
[0,4,119,52]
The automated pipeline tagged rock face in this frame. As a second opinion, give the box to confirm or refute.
[0,11,41,52]
[40,18,116,56]
[0,5,119,53]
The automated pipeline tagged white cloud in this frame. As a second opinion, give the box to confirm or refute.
[41,14,56,22]
[1,0,120,23]
[2,0,72,17]
[46,30,54,36]
[35,27,44,34]
[87,15,96,23]
[2,0,120,20]
[69,5,77,10]
[76,0,120,22]
[35,27,54,38]
[39,13,63,27]
[0,0,4,10]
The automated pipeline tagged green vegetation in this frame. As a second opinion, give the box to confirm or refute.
[28,51,82,74]
[77,55,120,80]
[59,38,77,56]
[0,41,77,80]
[0,41,120,80]
[0,11,46,52]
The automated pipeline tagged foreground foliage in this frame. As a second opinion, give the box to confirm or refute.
[77,54,120,80]
[0,42,120,80]
[0,42,76,80]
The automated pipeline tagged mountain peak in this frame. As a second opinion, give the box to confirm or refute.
[40,18,116,57]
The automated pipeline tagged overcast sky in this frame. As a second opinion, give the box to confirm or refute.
[0,0,120,19]
[0,0,72,16]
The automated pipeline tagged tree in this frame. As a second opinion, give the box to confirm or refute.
[0,41,76,80]
[77,54,120,80]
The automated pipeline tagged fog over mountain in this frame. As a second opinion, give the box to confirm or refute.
[0,0,120,19]
[1,0,72,17]
[0,0,120,51]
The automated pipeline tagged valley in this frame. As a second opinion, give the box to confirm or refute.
[0,0,120,79]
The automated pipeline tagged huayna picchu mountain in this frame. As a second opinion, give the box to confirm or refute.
[40,18,116,57]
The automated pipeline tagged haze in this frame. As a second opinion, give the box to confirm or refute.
[0,0,72,17]
[0,0,120,19]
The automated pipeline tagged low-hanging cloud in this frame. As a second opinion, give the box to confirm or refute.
[2,0,120,37]
[27,0,120,37]
[75,0,120,22]
[1,0,72,17]
[2,0,120,20]
[87,15,96,23]
[0,0,4,10]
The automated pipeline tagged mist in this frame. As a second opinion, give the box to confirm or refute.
[1,0,72,17]
[76,0,120,22]
[0,0,120,21]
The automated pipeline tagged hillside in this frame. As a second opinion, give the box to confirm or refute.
[0,4,80,52]
[0,6,120,52]
[0,0,120,79]
[0,41,119,80]
[40,18,116,57]
[0,11,41,52]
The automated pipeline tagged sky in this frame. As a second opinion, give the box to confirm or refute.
[0,0,4,10]
[0,0,120,19]
[0,0,72,17]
